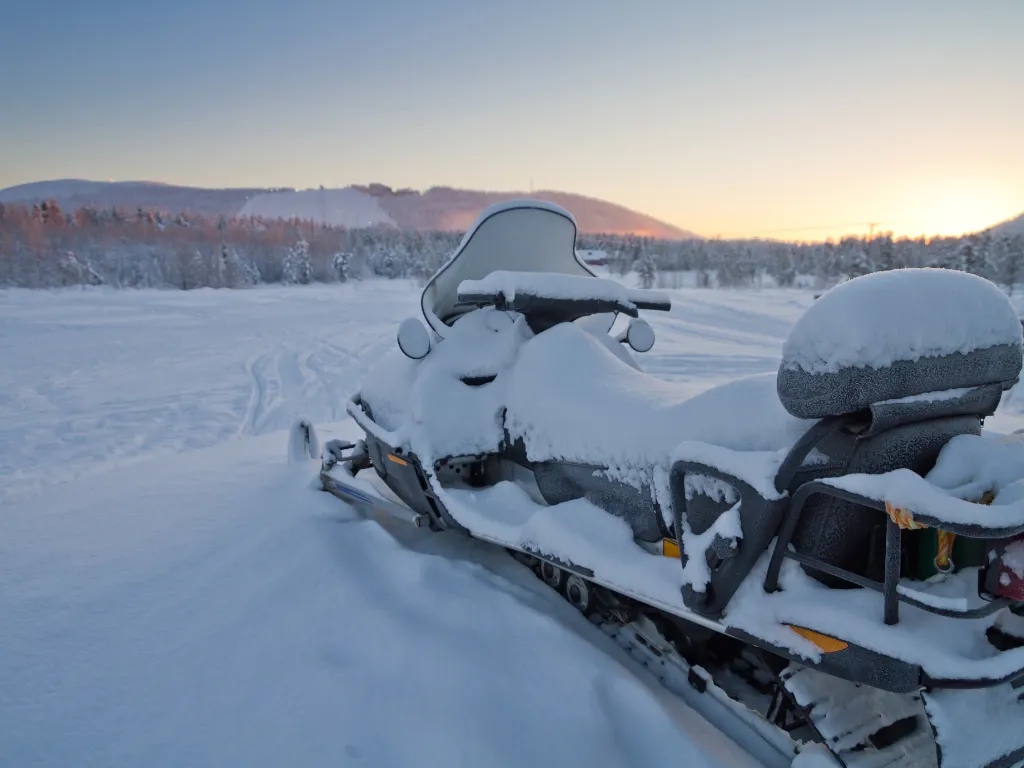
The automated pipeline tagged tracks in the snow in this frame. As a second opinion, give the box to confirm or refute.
[240,334,392,437]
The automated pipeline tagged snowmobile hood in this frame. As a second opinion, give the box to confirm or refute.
[420,200,600,338]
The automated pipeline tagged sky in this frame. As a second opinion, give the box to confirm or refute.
[1,0,1023,240]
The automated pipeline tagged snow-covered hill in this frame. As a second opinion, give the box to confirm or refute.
[371,186,697,238]
[239,187,395,228]
[0,179,268,217]
[3,282,1022,766]
[990,211,1024,237]
[0,179,696,238]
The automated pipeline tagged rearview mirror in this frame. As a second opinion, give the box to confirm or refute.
[624,318,655,353]
[397,317,431,360]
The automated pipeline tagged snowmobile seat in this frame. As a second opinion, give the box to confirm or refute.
[500,322,813,544]
[502,322,811,466]
[671,269,1024,617]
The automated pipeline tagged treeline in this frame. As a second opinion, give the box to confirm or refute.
[0,201,461,289]
[581,230,1024,293]
[2,200,1023,293]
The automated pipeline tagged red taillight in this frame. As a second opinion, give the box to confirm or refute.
[996,566,1024,601]
[994,539,1024,601]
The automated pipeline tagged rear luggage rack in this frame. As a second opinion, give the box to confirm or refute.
[764,481,1024,627]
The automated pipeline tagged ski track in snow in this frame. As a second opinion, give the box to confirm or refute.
[2,280,1023,767]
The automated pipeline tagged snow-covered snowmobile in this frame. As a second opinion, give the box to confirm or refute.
[308,199,1024,768]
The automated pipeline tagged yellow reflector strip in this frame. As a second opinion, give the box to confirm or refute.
[387,453,408,466]
[787,625,848,653]
[662,538,680,559]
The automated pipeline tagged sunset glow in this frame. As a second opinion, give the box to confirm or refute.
[2,0,1022,241]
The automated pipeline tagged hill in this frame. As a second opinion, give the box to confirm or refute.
[0,179,696,238]
[0,179,270,218]
[989,211,1024,237]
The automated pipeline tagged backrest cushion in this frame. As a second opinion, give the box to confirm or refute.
[778,269,1022,419]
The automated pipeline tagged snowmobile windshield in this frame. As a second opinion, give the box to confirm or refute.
[420,200,602,337]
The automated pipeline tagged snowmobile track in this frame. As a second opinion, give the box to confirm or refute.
[519,549,948,768]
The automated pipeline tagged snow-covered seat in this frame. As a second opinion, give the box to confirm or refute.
[502,322,810,469]
[500,322,810,544]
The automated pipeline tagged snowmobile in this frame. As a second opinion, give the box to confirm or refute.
[306,199,1024,768]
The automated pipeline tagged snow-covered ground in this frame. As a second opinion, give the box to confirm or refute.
[2,282,1022,767]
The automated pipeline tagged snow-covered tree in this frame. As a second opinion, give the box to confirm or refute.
[716,246,744,287]
[220,243,258,288]
[956,239,979,275]
[185,249,209,290]
[57,252,103,286]
[332,251,351,283]
[843,239,871,279]
[370,246,405,279]
[634,249,657,290]
[873,235,895,272]
[282,237,312,285]
[1003,235,1024,298]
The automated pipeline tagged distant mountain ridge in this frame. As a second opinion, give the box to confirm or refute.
[0,180,269,218]
[0,179,696,239]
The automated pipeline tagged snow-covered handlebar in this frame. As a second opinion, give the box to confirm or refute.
[455,271,670,333]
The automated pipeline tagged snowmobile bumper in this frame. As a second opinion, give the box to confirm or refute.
[321,410,469,535]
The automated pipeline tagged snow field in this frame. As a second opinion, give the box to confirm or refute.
[3,280,1023,766]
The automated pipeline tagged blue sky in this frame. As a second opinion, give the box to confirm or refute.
[2,0,1023,237]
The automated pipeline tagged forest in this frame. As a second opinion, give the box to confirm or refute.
[2,200,1023,294]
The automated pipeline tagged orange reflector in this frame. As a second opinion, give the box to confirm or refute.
[786,625,848,653]
[387,453,408,466]
[662,538,680,559]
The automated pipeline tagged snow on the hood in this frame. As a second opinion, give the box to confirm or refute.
[359,307,529,458]
[458,270,669,310]
[782,268,1021,374]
